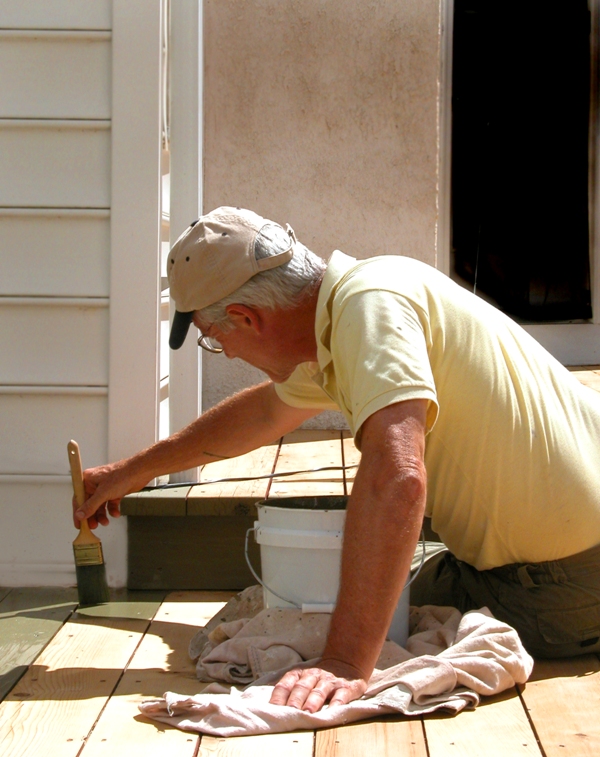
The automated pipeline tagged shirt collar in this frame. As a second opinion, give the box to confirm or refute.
[315,250,357,371]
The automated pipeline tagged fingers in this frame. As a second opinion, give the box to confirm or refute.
[270,669,320,710]
[269,667,364,713]
[71,462,136,529]
[72,488,121,529]
[73,490,101,523]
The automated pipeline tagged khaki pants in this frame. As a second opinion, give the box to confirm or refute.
[410,542,600,658]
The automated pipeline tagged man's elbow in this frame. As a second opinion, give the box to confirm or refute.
[368,457,427,508]
[393,461,427,505]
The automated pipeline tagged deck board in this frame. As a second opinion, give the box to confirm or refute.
[315,719,428,757]
[268,429,346,499]
[188,443,280,514]
[79,592,234,757]
[0,586,78,702]
[519,655,600,757]
[423,688,541,757]
[341,431,361,494]
[0,588,599,756]
[0,615,148,757]
[199,732,314,756]
[567,366,600,393]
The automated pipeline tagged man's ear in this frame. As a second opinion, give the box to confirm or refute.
[225,303,262,333]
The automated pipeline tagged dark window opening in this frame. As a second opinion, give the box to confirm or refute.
[451,0,593,322]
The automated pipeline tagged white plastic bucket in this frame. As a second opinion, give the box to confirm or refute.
[252,496,410,647]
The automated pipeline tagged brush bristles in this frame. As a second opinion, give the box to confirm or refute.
[75,562,111,606]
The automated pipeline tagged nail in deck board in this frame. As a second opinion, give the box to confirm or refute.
[423,687,540,757]
[315,719,428,757]
[199,731,314,757]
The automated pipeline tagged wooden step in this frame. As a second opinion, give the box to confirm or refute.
[122,431,354,590]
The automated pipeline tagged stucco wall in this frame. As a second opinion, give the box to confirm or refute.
[203,0,442,420]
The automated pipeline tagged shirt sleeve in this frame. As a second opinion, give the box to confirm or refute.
[330,288,439,442]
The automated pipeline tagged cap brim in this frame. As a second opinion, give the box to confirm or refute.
[169,310,194,350]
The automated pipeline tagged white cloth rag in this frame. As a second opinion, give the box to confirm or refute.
[138,605,534,737]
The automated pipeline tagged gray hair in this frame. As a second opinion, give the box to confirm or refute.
[198,223,326,330]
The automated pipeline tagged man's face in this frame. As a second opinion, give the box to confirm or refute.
[193,313,299,384]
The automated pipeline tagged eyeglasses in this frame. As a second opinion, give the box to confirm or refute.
[197,334,223,353]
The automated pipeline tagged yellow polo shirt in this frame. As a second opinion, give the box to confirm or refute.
[275,251,600,570]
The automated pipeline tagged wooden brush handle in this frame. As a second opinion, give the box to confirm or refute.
[67,439,102,548]
[68,440,86,508]
[68,439,99,542]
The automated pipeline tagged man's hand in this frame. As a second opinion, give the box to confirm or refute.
[268,399,428,714]
[269,659,367,712]
[72,462,151,529]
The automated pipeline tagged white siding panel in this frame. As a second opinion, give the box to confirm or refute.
[0,212,110,297]
[0,122,110,207]
[0,302,109,385]
[0,482,76,587]
[0,0,111,30]
[0,34,111,119]
[0,393,107,474]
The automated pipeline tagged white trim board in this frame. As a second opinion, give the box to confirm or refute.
[107,0,163,586]
[167,0,202,483]
[0,562,76,588]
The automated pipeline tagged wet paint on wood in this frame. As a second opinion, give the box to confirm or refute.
[0,587,78,701]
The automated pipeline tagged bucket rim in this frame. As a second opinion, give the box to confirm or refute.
[256,495,348,511]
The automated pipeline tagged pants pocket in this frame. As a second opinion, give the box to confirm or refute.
[537,603,600,645]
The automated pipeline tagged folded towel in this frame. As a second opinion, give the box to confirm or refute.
[138,605,533,737]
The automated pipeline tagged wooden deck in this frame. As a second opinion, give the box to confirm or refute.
[2,366,600,755]
[0,587,599,756]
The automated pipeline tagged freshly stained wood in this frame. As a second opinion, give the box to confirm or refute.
[423,688,540,757]
[0,587,77,701]
[0,613,147,757]
[75,589,167,621]
[199,731,314,756]
[80,592,233,757]
[520,655,600,757]
[315,719,427,757]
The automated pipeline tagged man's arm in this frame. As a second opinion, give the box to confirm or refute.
[270,398,428,711]
[74,381,319,528]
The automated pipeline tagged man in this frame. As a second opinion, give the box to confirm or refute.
[75,206,600,713]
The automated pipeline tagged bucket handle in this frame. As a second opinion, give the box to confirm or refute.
[245,527,427,612]
[244,527,302,609]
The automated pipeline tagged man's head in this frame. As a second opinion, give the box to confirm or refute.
[167,206,325,350]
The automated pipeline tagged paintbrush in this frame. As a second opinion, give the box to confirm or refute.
[68,440,110,606]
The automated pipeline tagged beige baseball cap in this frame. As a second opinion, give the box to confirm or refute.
[167,206,296,349]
